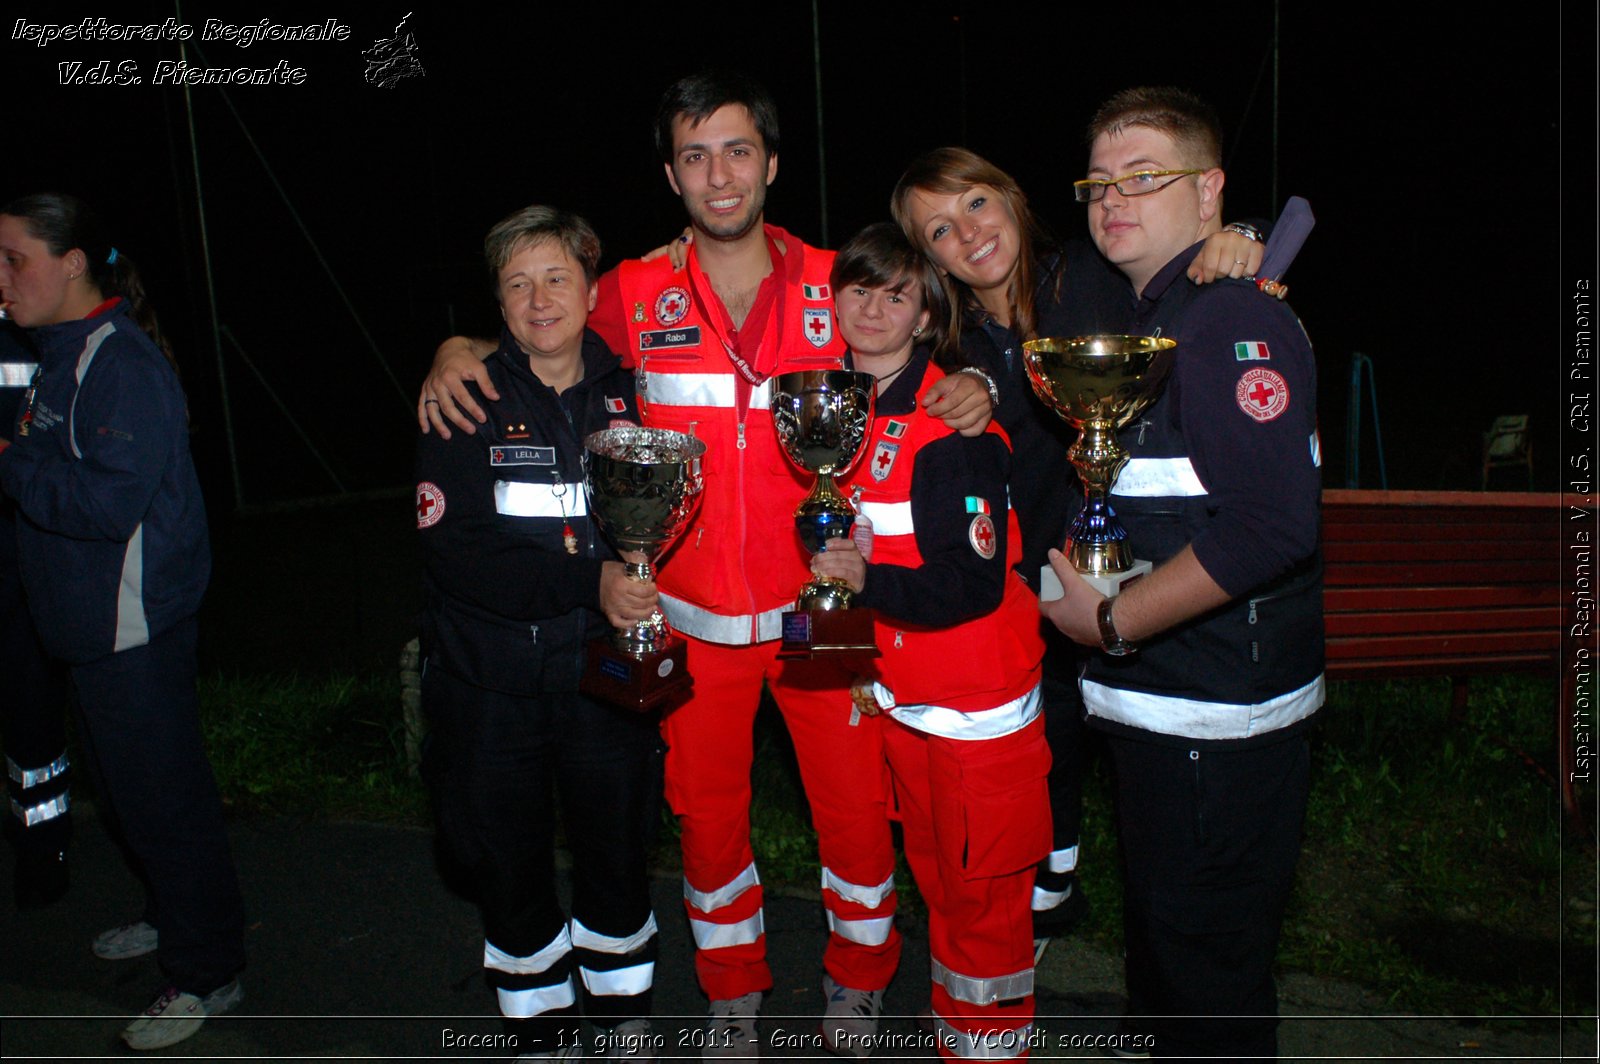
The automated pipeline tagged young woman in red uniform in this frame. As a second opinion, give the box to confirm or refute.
[812,224,1048,1062]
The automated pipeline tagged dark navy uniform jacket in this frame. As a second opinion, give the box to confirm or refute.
[0,302,209,665]
[416,329,638,695]
[1082,243,1324,747]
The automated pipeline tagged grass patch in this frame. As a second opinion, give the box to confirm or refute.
[199,671,426,822]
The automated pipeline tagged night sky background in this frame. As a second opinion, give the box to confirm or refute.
[6,2,1595,514]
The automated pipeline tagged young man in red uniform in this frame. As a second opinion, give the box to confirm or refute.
[420,72,992,1058]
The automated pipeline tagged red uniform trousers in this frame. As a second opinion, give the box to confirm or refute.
[662,635,901,1001]
[883,712,1049,1060]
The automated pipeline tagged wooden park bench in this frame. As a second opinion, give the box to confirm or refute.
[1321,489,1585,832]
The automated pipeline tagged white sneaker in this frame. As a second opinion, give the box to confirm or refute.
[120,979,242,1051]
[705,990,762,1058]
[601,1017,658,1061]
[820,974,883,1058]
[93,921,158,960]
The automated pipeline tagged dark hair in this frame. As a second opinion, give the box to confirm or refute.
[0,192,176,369]
[1085,86,1223,169]
[653,70,780,164]
[831,222,955,368]
[890,147,1057,350]
[484,205,603,294]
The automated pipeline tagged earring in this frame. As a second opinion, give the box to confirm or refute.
[912,326,923,336]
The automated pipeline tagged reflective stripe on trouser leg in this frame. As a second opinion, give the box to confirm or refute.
[1032,845,1078,912]
[933,1015,1034,1060]
[572,913,658,999]
[485,926,577,1018]
[11,792,69,827]
[7,751,71,832]
[932,959,1033,1006]
[7,751,69,789]
[684,863,765,951]
[821,867,897,946]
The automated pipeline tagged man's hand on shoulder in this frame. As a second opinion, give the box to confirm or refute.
[419,336,497,438]
[1187,229,1264,284]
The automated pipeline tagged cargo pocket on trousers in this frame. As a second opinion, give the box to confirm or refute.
[933,726,1052,881]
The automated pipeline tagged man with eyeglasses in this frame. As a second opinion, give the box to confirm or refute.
[1041,86,1323,1062]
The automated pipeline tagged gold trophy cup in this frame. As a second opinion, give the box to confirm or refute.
[769,370,880,658]
[1022,335,1177,597]
[580,426,706,710]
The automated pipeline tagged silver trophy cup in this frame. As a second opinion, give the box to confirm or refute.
[769,370,879,657]
[580,426,706,709]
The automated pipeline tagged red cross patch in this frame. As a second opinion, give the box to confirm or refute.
[654,286,690,326]
[416,481,445,528]
[871,441,899,481]
[968,514,997,559]
[1235,367,1290,423]
[803,308,833,348]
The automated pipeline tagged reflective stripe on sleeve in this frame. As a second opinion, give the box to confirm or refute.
[825,911,894,946]
[857,500,914,536]
[0,361,39,386]
[570,913,657,955]
[7,752,69,789]
[494,480,588,518]
[496,977,576,1019]
[688,910,764,950]
[659,594,791,646]
[645,372,771,410]
[820,867,895,909]
[484,926,571,975]
[11,793,70,827]
[683,863,760,914]
[1110,456,1207,498]
[932,958,1034,1005]
[1081,673,1325,740]
[579,960,655,997]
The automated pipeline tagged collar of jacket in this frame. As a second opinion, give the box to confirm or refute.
[490,327,622,394]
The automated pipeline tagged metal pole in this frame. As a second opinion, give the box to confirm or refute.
[176,0,244,512]
[1271,0,1281,214]
[811,0,829,249]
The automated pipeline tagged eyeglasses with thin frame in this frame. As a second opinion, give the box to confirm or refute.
[1072,169,1206,203]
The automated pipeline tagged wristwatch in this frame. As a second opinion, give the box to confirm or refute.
[1096,596,1137,657]
[1224,221,1263,243]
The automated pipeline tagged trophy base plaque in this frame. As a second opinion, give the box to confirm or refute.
[1038,559,1152,602]
[580,636,692,712]
[778,608,881,659]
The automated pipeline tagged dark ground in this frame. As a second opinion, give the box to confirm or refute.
[0,801,1587,1061]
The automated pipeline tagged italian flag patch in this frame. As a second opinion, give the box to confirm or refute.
[964,496,991,514]
[884,420,908,439]
[1234,341,1272,361]
[802,283,831,301]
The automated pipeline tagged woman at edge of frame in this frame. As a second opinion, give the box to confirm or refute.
[0,191,246,1053]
